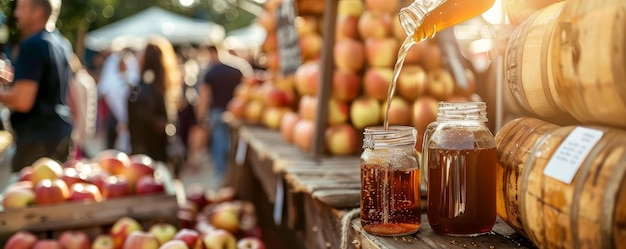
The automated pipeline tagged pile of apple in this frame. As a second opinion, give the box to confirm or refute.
[4,214,264,249]
[4,183,264,249]
[229,0,480,155]
[1,150,166,210]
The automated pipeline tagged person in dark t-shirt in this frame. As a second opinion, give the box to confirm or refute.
[196,44,251,188]
[0,0,72,172]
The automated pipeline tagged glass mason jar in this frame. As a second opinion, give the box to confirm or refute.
[422,102,497,236]
[360,126,421,236]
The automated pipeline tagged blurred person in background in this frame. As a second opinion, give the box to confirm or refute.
[127,36,182,169]
[68,54,97,159]
[97,44,140,153]
[196,44,251,189]
[0,0,73,172]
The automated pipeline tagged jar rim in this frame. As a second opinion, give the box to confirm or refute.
[363,126,417,149]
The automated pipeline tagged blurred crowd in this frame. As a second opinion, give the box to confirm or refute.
[1,0,265,189]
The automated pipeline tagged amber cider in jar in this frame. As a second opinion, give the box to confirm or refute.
[422,102,497,236]
[361,126,421,236]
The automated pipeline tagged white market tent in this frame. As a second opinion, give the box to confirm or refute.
[85,6,225,51]
[224,22,266,51]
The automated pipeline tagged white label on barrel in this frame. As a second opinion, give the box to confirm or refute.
[543,127,604,184]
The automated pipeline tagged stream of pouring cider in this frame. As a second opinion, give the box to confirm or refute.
[360,0,496,237]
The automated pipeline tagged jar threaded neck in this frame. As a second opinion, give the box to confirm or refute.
[436,101,488,122]
[363,126,417,150]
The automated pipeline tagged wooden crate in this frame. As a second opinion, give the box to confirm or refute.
[0,164,179,239]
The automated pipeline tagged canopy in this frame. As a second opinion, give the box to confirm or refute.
[85,6,225,51]
[224,22,267,51]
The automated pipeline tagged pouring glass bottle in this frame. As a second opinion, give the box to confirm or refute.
[398,0,496,43]
[360,126,421,236]
[422,102,497,236]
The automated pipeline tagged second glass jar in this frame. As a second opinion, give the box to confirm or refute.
[422,102,497,236]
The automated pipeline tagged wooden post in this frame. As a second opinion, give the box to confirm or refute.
[311,0,338,158]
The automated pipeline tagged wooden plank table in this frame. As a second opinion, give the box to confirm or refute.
[234,124,534,249]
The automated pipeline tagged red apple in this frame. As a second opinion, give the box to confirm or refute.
[358,11,392,39]
[420,41,443,71]
[33,240,62,249]
[136,175,166,195]
[364,37,399,68]
[209,202,240,234]
[93,149,131,175]
[6,180,33,192]
[149,222,178,245]
[2,187,35,209]
[292,119,315,153]
[17,166,33,182]
[173,228,203,249]
[335,15,360,41]
[404,42,423,64]
[61,167,88,187]
[102,175,131,199]
[30,157,63,185]
[236,237,266,249]
[85,171,110,194]
[244,100,264,124]
[298,95,318,121]
[412,96,439,151]
[294,61,320,96]
[202,229,236,249]
[261,106,290,130]
[68,182,103,203]
[338,0,364,16]
[428,68,455,100]
[397,65,428,101]
[227,97,247,119]
[295,15,319,36]
[34,178,69,205]
[299,33,322,61]
[58,230,90,249]
[279,112,300,143]
[124,154,157,186]
[4,231,37,249]
[159,240,189,249]
[365,0,400,14]
[325,124,360,156]
[327,98,350,125]
[363,67,393,101]
[265,87,295,108]
[91,235,114,249]
[185,183,208,210]
[332,69,361,102]
[111,217,143,249]
[334,38,365,71]
[350,96,382,130]
[123,231,160,249]
[380,97,412,126]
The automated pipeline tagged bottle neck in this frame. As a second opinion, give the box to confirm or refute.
[363,126,416,150]
[436,102,488,123]
[399,0,441,42]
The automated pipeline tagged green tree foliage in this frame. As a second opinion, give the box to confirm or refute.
[1,0,261,52]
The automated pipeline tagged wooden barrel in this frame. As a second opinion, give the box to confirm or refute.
[503,0,565,26]
[496,117,626,248]
[504,2,577,125]
[552,0,626,128]
[494,117,559,236]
